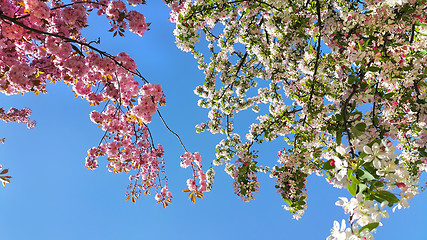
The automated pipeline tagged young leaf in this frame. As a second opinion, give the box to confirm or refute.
[348,175,360,196]
[376,191,399,206]
[358,183,367,193]
[355,123,366,132]
[357,168,375,181]
[359,222,379,233]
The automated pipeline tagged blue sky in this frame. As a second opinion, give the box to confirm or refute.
[0,1,426,239]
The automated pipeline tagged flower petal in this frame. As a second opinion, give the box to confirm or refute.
[363,145,373,155]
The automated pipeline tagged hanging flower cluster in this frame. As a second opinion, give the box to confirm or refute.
[0,107,36,129]
[180,152,208,203]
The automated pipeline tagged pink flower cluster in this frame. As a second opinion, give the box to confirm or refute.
[86,104,170,203]
[166,1,184,23]
[0,0,170,203]
[92,0,150,36]
[128,11,149,37]
[130,83,164,123]
[180,152,207,193]
[155,185,173,202]
[0,107,36,129]
[65,52,141,106]
[106,0,127,21]
[126,0,145,5]
[23,0,50,19]
[0,0,145,99]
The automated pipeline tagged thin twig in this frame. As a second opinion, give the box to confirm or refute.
[157,110,188,152]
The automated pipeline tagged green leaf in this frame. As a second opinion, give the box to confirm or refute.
[348,75,358,84]
[323,160,335,170]
[360,82,368,89]
[371,190,399,207]
[349,180,357,196]
[351,175,361,185]
[357,168,375,181]
[336,131,342,145]
[358,183,367,193]
[378,191,399,204]
[355,123,367,132]
[364,165,379,179]
[367,66,380,72]
[347,169,354,181]
[348,174,360,196]
[384,92,394,99]
[359,222,379,233]
[351,126,362,137]
[370,180,384,189]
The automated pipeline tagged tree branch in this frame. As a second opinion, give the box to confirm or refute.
[0,12,149,84]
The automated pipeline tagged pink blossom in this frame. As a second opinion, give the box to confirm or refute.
[85,159,99,170]
[106,0,127,20]
[186,178,196,191]
[128,11,148,37]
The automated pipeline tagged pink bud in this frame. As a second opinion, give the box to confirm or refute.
[397,182,407,191]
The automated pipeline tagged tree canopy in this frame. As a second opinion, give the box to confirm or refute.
[0,0,426,239]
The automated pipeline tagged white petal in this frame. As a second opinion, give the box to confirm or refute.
[360,230,374,240]
[401,198,409,208]
[381,138,388,147]
[381,201,388,209]
[372,143,380,153]
[356,192,363,202]
[335,198,347,206]
[336,145,347,155]
[381,210,390,218]
[336,169,346,181]
[373,212,381,222]
[373,159,382,169]
[363,200,373,208]
[333,220,340,230]
[392,204,402,212]
[337,232,347,240]
[363,145,373,155]
[340,219,346,232]
[364,156,373,162]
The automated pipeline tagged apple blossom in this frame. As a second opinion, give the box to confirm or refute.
[167,0,427,238]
